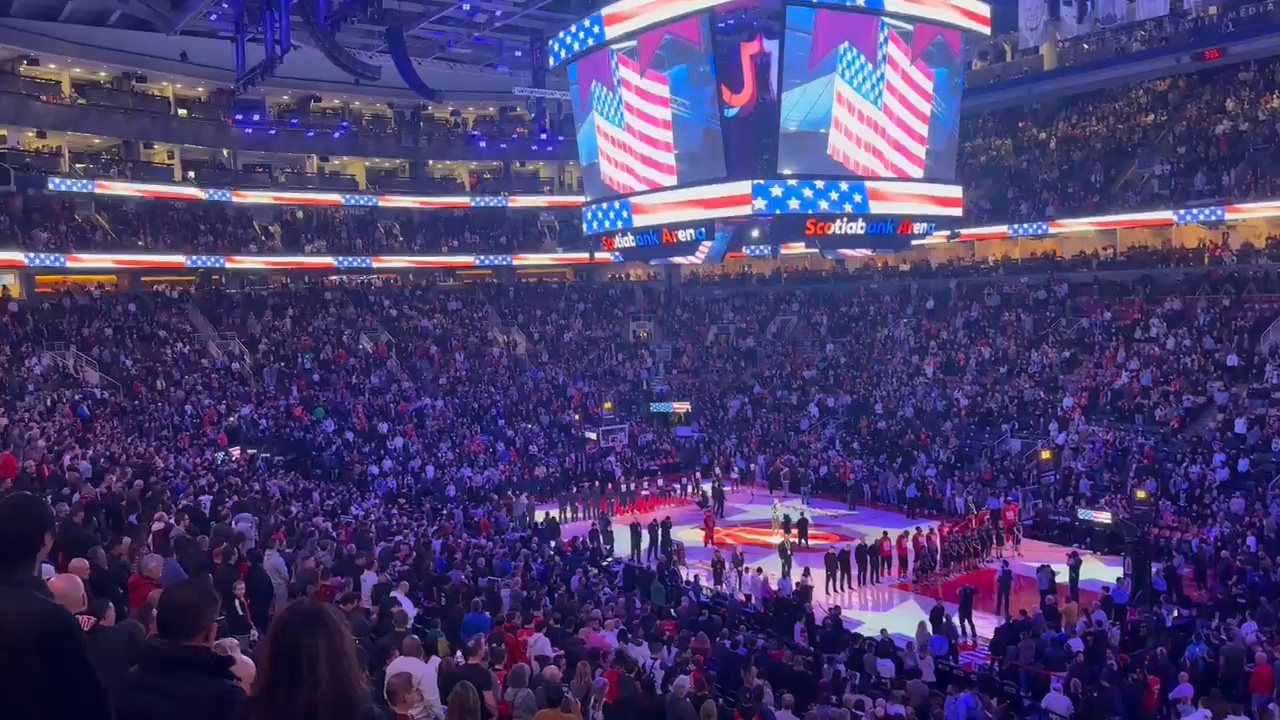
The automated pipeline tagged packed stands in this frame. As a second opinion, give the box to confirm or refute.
[5,176,1280,720]
[962,57,1280,223]
[13,15,1280,720]
[0,196,580,254]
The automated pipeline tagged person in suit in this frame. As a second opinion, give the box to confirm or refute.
[854,540,868,587]
[823,548,839,595]
[646,519,660,563]
[840,544,855,591]
[778,538,793,580]
[995,560,1013,617]
[796,513,810,549]
[629,518,643,563]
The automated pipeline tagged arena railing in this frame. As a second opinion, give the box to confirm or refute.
[15,176,1280,269]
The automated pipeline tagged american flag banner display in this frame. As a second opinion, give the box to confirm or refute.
[580,182,754,233]
[1225,200,1280,221]
[828,21,935,179]
[791,0,992,35]
[650,241,714,265]
[649,401,692,413]
[23,253,189,269]
[43,176,585,210]
[1174,207,1226,224]
[371,256,478,269]
[546,0,738,68]
[749,179,963,217]
[545,0,991,69]
[590,50,678,195]
[918,209,1179,244]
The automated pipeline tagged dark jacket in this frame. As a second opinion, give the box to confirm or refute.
[78,613,147,703]
[0,568,113,720]
[114,642,246,720]
[90,563,129,617]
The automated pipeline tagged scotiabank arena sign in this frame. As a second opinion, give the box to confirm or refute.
[803,217,937,236]
[600,225,707,251]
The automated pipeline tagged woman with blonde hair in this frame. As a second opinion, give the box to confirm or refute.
[699,699,718,720]
[445,680,482,720]
[569,661,593,705]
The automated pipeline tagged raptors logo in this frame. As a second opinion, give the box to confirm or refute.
[713,521,856,551]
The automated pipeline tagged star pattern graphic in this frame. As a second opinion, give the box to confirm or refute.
[750,180,871,216]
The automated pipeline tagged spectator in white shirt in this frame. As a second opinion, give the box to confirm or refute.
[385,636,443,720]
[391,581,417,624]
[1041,681,1074,718]
[527,620,554,666]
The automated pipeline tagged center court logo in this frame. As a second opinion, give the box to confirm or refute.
[601,226,707,251]
[712,521,855,550]
[803,217,936,236]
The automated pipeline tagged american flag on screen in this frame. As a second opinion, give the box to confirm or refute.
[590,50,678,195]
[828,20,935,179]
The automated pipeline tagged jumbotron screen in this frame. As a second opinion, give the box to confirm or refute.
[567,15,728,201]
[777,5,964,182]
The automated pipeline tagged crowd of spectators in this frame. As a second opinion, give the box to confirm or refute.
[8,194,1280,720]
[1,197,579,255]
[961,57,1280,223]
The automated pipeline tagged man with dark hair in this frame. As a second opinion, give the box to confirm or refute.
[0,492,112,720]
[442,635,497,720]
[114,577,246,720]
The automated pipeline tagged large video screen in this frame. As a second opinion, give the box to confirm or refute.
[778,5,964,181]
[567,15,727,200]
[712,0,783,179]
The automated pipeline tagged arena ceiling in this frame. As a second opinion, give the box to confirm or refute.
[0,0,589,71]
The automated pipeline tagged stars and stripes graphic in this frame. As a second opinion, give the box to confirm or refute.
[94,180,207,200]
[24,253,68,268]
[378,196,473,209]
[46,177,95,193]
[749,179,962,217]
[475,255,515,267]
[584,199,634,232]
[1174,207,1226,224]
[548,14,607,67]
[792,0,992,35]
[513,253,618,265]
[334,257,375,269]
[742,245,774,257]
[649,401,692,413]
[231,191,346,206]
[1009,222,1051,237]
[580,182,753,233]
[42,175,582,209]
[223,256,342,269]
[654,241,713,265]
[1227,200,1280,221]
[187,256,228,268]
[829,21,935,179]
[546,0,736,67]
[371,256,478,269]
[591,50,678,195]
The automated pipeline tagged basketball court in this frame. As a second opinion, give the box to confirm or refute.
[550,487,1125,654]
